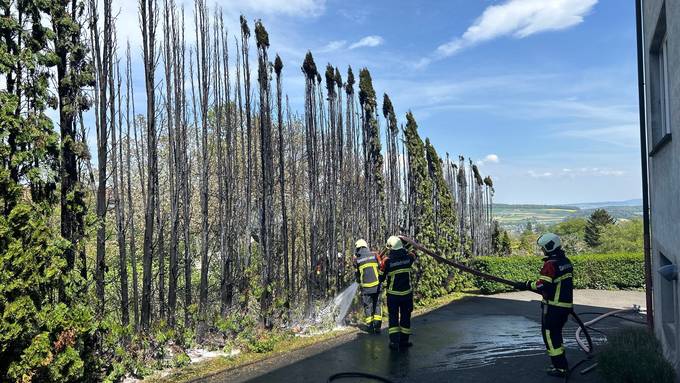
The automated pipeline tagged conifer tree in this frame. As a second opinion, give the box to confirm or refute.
[358,68,384,242]
[1,1,94,379]
[585,209,615,248]
[404,113,448,299]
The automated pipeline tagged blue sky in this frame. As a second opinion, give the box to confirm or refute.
[111,0,642,205]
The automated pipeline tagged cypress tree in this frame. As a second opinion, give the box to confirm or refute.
[404,113,448,299]
[358,68,384,242]
[585,209,615,248]
[0,1,94,379]
[425,139,461,291]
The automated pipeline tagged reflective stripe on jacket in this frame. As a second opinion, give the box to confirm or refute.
[529,255,574,308]
[354,248,382,293]
[381,248,415,296]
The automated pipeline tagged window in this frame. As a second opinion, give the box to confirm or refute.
[649,5,672,155]
[660,253,677,351]
[659,35,671,137]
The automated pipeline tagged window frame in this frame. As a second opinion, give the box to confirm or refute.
[649,6,672,156]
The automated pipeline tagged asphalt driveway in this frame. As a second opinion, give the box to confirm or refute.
[201,290,646,383]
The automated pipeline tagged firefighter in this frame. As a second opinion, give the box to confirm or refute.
[514,233,573,378]
[353,239,383,333]
[381,236,416,350]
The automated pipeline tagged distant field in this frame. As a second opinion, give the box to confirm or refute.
[493,204,579,230]
[494,203,642,232]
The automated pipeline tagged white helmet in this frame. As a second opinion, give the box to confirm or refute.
[355,239,368,249]
[537,233,561,254]
[386,236,404,251]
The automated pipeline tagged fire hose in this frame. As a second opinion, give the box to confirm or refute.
[399,235,597,379]
[328,236,641,382]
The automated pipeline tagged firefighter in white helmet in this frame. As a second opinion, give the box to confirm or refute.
[380,236,417,350]
[513,232,574,377]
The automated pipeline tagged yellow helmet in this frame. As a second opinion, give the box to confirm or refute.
[386,236,404,251]
[355,239,368,249]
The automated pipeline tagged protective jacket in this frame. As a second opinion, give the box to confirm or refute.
[525,249,573,372]
[527,252,573,308]
[354,247,382,294]
[381,247,416,346]
[381,248,415,296]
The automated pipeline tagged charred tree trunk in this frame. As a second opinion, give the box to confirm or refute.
[140,0,158,332]
[125,43,141,329]
[273,55,290,313]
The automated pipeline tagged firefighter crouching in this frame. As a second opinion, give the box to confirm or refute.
[381,236,416,350]
[514,233,573,378]
[353,239,383,333]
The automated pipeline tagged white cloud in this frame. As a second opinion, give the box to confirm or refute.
[349,35,384,49]
[530,167,626,179]
[528,170,553,178]
[220,0,326,17]
[319,40,347,52]
[477,154,500,166]
[319,35,384,53]
[557,124,639,148]
[420,0,597,66]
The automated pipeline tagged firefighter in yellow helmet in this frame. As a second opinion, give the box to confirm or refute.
[353,239,383,333]
[380,236,416,350]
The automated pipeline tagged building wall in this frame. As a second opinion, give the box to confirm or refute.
[643,0,680,367]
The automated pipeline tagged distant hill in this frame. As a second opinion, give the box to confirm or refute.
[567,205,642,220]
[494,200,642,233]
[565,199,642,209]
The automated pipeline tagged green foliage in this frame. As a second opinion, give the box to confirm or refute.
[500,231,512,255]
[491,221,511,256]
[254,20,269,48]
[597,219,643,254]
[325,64,336,95]
[585,209,615,248]
[471,252,644,294]
[246,332,286,353]
[551,217,588,238]
[274,54,283,76]
[358,68,376,108]
[302,51,317,78]
[403,113,456,300]
[0,2,97,380]
[240,15,250,37]
[172,352,191,368]
[382,94,397,132]
[0,169,96,383]
[345,66,355,94]
[517,227,539,256]
[598,328,675,383]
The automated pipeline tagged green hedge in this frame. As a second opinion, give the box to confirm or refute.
[470,253,644,294]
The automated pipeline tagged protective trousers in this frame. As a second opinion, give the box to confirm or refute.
[387,293,413,345]
[542,304,570,370]
[361,292,383,331]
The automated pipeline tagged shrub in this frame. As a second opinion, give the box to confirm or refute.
[597,219,643,254]
[470,252,644,294]
[172,352,191,368]
[598,328,675,383]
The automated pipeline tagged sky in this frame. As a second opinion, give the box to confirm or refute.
[107,0,642,205]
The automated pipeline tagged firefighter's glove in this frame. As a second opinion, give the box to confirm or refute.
[511,281,529,291]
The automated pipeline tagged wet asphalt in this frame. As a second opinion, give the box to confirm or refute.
[201,291,646,383]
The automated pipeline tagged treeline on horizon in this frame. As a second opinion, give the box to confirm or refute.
[0,0,500,381]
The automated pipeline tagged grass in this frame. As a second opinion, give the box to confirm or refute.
[598,328,676,383]
[146,328,355,383]
[145,291,468,383]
